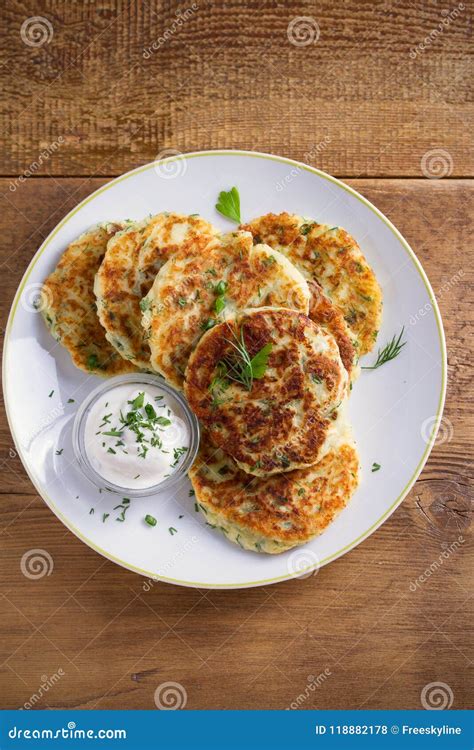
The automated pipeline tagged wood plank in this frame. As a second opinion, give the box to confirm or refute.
[0,1,472,177]
[0,176,472,709]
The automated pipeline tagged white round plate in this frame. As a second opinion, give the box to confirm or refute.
[3,150,446,589]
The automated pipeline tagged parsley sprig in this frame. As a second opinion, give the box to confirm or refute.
[215,187,241,223]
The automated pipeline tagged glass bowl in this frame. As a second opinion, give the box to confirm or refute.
[72,374,200,497]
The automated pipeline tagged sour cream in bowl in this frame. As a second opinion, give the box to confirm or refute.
[73,375,200,497]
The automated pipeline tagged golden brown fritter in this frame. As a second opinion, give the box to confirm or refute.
[94,213,218,370]
[184,307,348,476]
[40,224,139,376]
[142,231,311,389]
[307,280,355,375]
[189,430,360,553]
[241,213,383,356]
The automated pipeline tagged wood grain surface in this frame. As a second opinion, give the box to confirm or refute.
[0,0,472,177]
[0,0,472,712]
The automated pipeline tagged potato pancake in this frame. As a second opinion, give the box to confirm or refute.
[184,307,348,476]
[40,223,139,376]
[142,231,311,389]
[189,425,360,554]
[241,212,382,356]
[307,279,356,375]
[94,213,218,370]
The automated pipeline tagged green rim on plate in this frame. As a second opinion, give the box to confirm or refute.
[2,150,447,588]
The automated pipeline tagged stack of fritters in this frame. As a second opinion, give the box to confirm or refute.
[184,307,349,476]
[95,212,220,370]
[141,230,310,387]
[40,223,138,377]
[41,210,382,554]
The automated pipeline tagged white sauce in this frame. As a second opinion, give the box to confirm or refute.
[84,384,190,490]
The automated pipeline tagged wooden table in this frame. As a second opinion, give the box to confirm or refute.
[0,1,472,711]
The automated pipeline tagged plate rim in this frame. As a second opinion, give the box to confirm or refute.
[2,149,447,589]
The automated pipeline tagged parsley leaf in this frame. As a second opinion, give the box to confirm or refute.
[215,186,241,223]
[249,343,273,380]
[214,295,226,315]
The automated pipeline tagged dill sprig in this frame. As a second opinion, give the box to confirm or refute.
[222,329,255,391]
[362,327,406,370]
[218,326,272,392]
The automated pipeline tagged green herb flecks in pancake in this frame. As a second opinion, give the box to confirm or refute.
[40,223,139,377]
[185,307,349,476]
[241,212,383,357]
[94,213,219,370]
[189,427,360,554]
[142,231,311,389]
